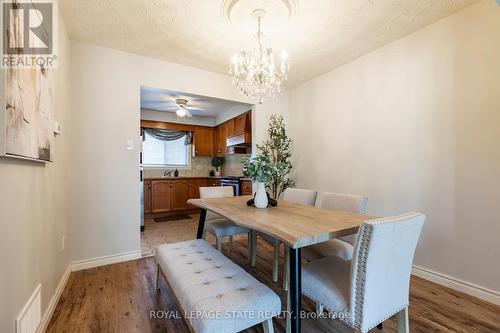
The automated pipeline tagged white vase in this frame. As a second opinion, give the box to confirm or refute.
[214,170,221,177]
[254,182,268,209]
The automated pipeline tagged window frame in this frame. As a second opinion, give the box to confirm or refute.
[142,132,192,169]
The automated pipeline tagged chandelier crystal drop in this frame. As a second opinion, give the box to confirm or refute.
[229,9,289,104]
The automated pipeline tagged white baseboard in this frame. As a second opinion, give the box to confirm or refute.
[37,265,71,333]
[412,265,500,305]
[71,250,142,272]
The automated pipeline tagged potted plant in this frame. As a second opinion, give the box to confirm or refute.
[211,157,223,177]
[242,153,273,208]
[243,114,295,207]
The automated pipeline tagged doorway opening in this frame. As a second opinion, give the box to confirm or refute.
[139,86,254,257]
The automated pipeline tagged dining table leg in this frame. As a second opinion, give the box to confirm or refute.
[196,209,207,239]
[289,247,301,333]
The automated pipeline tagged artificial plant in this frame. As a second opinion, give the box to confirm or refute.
[243,114,294,199]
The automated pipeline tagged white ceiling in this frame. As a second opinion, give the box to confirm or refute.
[141,86,252,118]
[60,0,477,87]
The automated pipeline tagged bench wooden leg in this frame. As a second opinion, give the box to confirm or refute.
[397,307,409,333]
[156,263,161,293]
[263,318,274,333]
[216,237,222,252]
[250,230,257,267]
[272,239,280,282]
[229,235,233,250]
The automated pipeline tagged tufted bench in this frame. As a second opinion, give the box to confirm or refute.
[156,239,281,333]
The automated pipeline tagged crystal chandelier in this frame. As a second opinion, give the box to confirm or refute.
[229,9,289,104]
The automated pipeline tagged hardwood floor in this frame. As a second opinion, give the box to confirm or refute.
[47,218,500,333]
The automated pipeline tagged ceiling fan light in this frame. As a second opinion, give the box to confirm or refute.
[176,108,187,118]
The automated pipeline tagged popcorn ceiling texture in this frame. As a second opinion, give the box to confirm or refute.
[59,0,477,86]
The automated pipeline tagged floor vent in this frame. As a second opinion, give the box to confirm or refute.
[16,284,41,333]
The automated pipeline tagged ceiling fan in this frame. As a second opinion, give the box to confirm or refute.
[157,98,204,118]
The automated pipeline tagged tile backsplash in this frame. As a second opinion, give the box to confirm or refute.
[223,154,248,176]
[144,155,249,178]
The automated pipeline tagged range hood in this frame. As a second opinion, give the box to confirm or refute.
[227,132,252,147]
[226,112,252,154]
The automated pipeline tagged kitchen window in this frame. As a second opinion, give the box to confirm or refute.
[142,131,191,168]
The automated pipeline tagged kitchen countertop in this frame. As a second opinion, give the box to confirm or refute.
[145,176,249,181]
[145,176,214,180]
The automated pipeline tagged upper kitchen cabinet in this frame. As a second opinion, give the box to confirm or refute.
[214,111,252,156]
[233,112,250,134]
[214,120,231,157]
[226,111,252,153]
[193,126,214,157]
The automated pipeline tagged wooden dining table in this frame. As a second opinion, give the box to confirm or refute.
[188,195,377,333]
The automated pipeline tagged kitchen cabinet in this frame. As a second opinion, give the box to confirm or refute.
[213,111,251,157]
[144,180,151,214]
[146,178,212,215]
[214,123,227,157]
[208,178,221,187]
[233,113,249,134]
[241,180,253,196]
[151,180,172,213]
[214,120,233,157]
[226,119,235,137]
[214,125,223,156]
[170,180,190,211]
[194,127,214,157]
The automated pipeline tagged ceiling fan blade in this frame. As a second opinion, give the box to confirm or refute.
[186,110,193,117]
[156,107,179,111]
[186,106,204,111]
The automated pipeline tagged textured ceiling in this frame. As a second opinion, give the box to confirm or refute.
[141,86,252,117]
[60,0,477,86]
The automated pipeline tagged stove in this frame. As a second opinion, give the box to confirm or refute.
[220,176,244,196]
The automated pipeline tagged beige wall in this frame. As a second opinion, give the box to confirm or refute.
[69,41,289,262]
[0,8,72,332]
[289,0,500,297]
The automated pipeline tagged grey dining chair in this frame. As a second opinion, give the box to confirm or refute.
[301,192,368,263]
[302,212,425,333]
[199,187,251,254]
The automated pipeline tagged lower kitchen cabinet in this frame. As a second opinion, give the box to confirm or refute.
[170,180,190,211]
[240,179,253,196]
[208,178,221,187]
[150,180,172,213]
[146,178,215,216]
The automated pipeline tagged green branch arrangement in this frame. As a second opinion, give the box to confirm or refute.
[243,114,295,199]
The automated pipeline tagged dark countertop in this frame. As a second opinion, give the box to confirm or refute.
[145,176,213,181]
[145,176,247,181]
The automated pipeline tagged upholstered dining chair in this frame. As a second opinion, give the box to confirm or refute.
[302,212,425,333]
[199,187,250,254]
[251,188,317,283]
[301,192,369,262]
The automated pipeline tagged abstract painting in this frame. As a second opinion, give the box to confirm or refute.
[3,65,54,162]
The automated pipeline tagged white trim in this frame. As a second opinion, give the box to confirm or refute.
[71,250,142,272]
[412,265,500,305]
[38,266,71,333]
